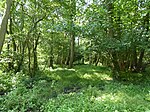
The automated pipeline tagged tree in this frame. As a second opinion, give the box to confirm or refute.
[0,0,149,81]
[68,0,76,68]
[0,0,12,54]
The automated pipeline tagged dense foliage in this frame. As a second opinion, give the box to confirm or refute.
[0,0,150,111]
[0,0,149,76]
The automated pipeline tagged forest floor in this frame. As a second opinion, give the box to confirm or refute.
[0,65,150,112]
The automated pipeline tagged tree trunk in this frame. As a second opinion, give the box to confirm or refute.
[137,49,145,71]
[65,52,70,65]
[131,46,137,71]
[49,56,54,68]
[68,0,76,68]
[56,54,61,65]
[7,15,15,71]
[7,40,12,71]
[16,41,26,73]
[27,39,31,75]
[33,33,40,74]
[69,35,75,68]
[28,47,31,75]
[49,46,54,68]
[0,0,12,54]
[89,54,92,65]
[95,54,100,66]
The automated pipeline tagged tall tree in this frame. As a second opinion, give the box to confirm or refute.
[69,0,76,68]
[0,0,12,54]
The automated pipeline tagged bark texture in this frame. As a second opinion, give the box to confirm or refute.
[0,0,12,54]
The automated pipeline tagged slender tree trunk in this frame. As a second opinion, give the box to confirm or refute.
[137,49,145,71]
[33,50,38,73]
[81,56,84,64]
[9,17,16,52]
[56,54,61,65]
[33,34,40,74]
[61,54,64,66]
[69,34,75,68]
[77,37,80,46]
[7,15,15,70]
[68,0,76,68]
[27,40,31,75]
[7,40,12,71]
[49,56,54,68]
[93,53,97,65]
[49,43,54,69]
[89,54,92,65]
[131,46,137,71]
[95,54,100,66]
[28,48,31,75]
[0,0,12,54]
[16,41,26,73]
[65,52,70,65]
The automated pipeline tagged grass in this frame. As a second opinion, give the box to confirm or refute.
[0,65,150,112]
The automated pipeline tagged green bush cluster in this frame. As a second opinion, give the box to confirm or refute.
[0,74,54,112]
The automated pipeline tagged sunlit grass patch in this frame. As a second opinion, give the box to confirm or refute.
[92,92,123,103]
[80,72,112,81]
[75,65,112,82]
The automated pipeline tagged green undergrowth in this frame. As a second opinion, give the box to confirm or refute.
[0,65,150,112]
